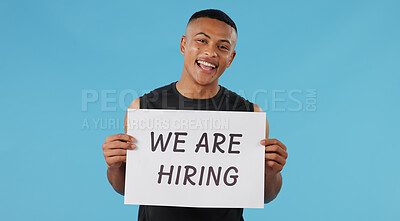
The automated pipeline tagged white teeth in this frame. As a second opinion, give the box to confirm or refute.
[197,60,216,68]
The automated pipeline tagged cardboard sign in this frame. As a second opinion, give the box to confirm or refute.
[124,109,266,208]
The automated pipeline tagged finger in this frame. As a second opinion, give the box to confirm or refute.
[265,144,288,159]
[105,134,135,143]
[266,160,283,173]
[102,141,136,150]
[104,149,127,158]
[260,138,287,151]
[106,155,126,166]
[265,153,286,166]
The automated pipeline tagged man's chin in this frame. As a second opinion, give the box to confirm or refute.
[194,73,221,86]
[194,77,217,87]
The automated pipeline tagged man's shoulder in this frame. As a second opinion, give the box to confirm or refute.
[221,86,252,103]
[219,86,254,112]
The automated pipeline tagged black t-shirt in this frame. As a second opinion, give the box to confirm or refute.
[138,82,254,221]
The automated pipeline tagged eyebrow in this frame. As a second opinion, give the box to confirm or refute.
[195,32,231,45]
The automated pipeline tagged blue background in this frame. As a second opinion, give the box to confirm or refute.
[1,0,399,220]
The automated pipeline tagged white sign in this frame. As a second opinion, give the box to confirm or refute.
[124,109,266,208]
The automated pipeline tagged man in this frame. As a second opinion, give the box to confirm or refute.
[102,9,288,221]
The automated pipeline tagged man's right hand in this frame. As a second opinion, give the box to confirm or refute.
[102,133,136,169]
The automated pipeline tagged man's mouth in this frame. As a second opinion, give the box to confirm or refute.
[196,60,218,72]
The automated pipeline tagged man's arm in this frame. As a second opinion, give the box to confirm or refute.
[254,104,288,203]
[103,98,140,195]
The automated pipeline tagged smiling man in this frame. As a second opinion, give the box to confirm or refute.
[101,9,288,221]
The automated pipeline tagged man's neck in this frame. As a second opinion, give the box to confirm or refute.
[176,78,220,99]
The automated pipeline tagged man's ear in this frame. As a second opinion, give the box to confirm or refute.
[180,36,186,55]
[226,50,236,68]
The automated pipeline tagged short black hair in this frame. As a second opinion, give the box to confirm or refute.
[188,9,237,33]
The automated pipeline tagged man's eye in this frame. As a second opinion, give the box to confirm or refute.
[197,39,206,43]
[219,45,229,50]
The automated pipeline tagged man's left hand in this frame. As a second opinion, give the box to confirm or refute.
[260,139,288,175]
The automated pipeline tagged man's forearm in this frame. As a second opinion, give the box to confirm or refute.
[107,163,126,195]
[264,172,282,204]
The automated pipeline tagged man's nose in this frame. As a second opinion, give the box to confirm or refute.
[203,44,217,57]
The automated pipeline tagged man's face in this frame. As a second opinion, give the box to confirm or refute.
[180,17,237,86]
